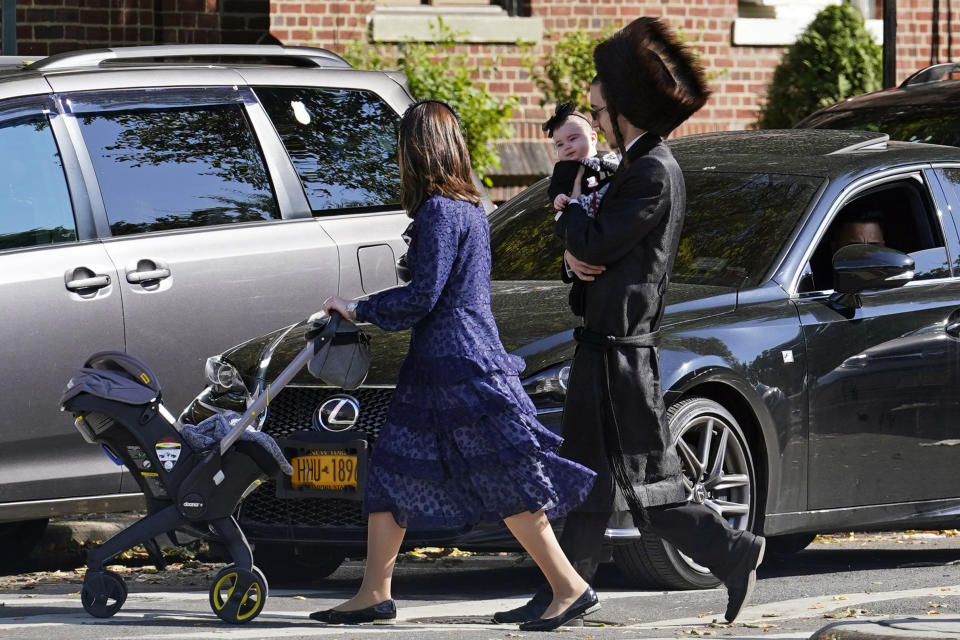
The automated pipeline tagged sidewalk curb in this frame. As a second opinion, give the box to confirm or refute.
[810,617,960,640]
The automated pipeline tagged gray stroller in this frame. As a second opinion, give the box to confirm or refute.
[60,311,366,624]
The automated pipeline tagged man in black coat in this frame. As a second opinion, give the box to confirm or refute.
[495,17,766,626]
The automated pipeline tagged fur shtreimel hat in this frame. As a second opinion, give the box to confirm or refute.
[594,17,711,138]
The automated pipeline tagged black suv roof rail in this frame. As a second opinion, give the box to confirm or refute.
[28,44,352,72]
[900,62,960,87]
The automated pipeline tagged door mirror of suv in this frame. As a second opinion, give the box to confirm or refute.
[829,243,915,307]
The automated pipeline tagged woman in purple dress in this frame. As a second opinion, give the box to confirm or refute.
[315,100,598,631]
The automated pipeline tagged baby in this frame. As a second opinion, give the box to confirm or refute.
[542,102,619,217]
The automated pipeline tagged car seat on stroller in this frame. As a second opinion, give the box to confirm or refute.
[61,350,283,624]
[60,311,369,624]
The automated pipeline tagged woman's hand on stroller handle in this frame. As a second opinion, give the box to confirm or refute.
[322,295,356,321]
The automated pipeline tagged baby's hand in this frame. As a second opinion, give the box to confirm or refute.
[554,193,571,211]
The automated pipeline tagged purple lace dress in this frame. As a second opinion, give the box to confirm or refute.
[355,195,595,529]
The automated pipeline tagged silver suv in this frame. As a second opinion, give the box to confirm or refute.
[0,45,422,566]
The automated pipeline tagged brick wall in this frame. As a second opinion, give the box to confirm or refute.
[267,0,783,140]
[895,0,960,80]
[6,0,270,56]
[268,0,960,133]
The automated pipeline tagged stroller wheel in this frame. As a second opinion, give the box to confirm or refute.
[81,570,128,618]
[209,565,267,624]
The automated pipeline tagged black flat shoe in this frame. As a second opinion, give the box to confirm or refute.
[309,599,397,624]
[518,587,599,632]
[724,535,766,623]
[492,588,551,623]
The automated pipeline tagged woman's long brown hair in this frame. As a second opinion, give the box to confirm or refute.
[398,100,481,217]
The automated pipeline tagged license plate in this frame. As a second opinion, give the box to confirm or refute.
[290,452,359,490]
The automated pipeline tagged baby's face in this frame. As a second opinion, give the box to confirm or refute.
[553,118,596,161]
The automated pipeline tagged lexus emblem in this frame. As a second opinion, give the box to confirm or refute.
[315,395,360,432]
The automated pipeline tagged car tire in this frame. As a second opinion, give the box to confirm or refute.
[613,397,758,590]
[766,533,816,555]
[254,544,345,585]
[0,518,48,572]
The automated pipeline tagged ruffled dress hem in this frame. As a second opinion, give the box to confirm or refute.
[360,369,596,530]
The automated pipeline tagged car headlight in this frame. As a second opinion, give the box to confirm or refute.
[523,362,571,402]
[204,356,247,394]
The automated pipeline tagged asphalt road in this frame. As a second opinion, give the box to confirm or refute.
[0,532,957,640]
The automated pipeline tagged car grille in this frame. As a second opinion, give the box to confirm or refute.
[258,386,392,439]
[239,386,393,529]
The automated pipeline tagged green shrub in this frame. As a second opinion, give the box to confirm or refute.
[343,20,517,185]
[523,26,617,113]
[758,4,881,129]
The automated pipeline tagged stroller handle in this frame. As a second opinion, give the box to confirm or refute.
[217,310,331,456]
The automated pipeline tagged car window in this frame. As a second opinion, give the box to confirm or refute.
[77,104,280,236]
[490,179,563,280]
[676,172,823,288]
[799,104,960,147]
[0,113,76,250]
[255,87,401,214]
[800,178,950,292]
[489,172,822,288]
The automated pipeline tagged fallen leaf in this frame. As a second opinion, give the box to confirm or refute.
[928,611,942,615]
[742,622,779,629]
[833,595,848,601]
[292,595,306,600]
[761,613,781,618]
[824,608,868,619]
[809,604,825,609]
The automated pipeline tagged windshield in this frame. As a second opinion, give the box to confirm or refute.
[799,104,960,147]
[490,171,823,289]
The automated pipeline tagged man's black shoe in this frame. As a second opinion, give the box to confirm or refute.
[309,599,396,624]
[518,587,600,632]
[724,535,765,623]
[492,588,550,623]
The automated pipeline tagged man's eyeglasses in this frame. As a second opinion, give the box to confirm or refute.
[589,105,607,120]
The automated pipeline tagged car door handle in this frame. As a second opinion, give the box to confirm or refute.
[65,274,111,291]
[126,267,171,284]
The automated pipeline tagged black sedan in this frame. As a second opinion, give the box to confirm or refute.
[183,129,960,590]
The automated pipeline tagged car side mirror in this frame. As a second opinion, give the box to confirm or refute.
[830,243,915,308]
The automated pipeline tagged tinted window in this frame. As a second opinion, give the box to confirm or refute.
[490,174,822,287]
[676,172,822,287]
[490,180,562,280]
[801,104,960,147]
[78,104,279,236]
[0,114,76,250]
[256,87,401,213]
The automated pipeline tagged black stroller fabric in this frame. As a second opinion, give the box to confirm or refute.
[181,412,293,475]
[306,313,370,390]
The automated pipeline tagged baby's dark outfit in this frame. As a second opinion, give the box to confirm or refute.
[548,151,619,218]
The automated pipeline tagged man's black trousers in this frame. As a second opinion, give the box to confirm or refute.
[558,502,753,583]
